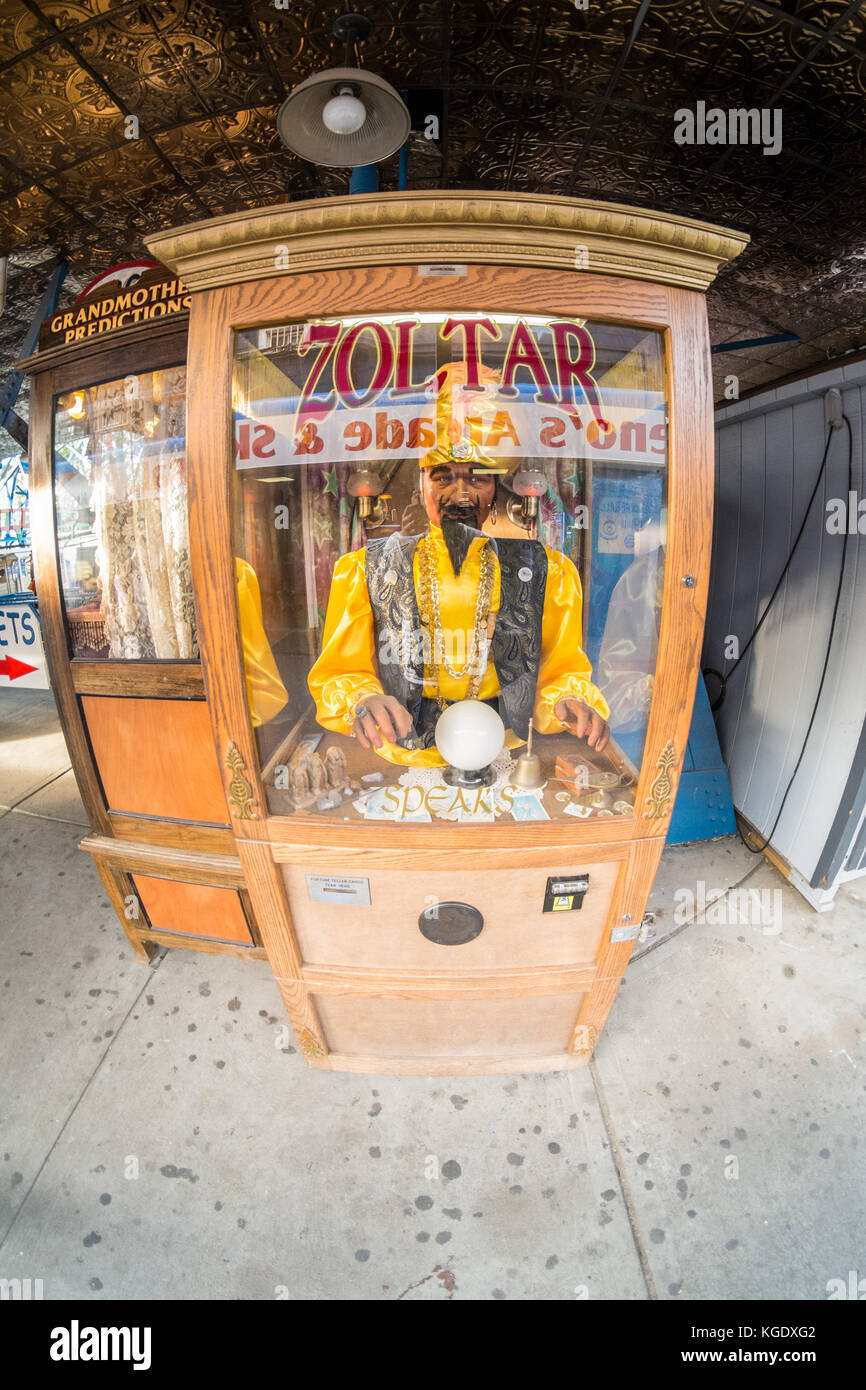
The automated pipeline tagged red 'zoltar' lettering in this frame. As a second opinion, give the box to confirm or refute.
[440,317,500,389]
[297,322,340,419]
[295,316,609,427]
[334,321,394,407]
[500,320,558,404]
[550,322,604,423]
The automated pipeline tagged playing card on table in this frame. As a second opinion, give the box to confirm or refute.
[509,791,550,821]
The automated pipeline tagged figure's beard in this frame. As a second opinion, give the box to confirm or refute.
[440,503,480,577]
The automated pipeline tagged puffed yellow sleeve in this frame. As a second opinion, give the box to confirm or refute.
[307,548,384,734]
[236,557,289,729]
[533,548,610,734]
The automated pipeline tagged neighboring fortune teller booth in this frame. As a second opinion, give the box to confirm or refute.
[23,193,748,1073]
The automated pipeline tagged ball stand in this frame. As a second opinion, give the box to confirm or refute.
[442,762,498,788]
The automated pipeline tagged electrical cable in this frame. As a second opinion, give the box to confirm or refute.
[717,414,854,854]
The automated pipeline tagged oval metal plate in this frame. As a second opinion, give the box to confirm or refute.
[418,901,484,946]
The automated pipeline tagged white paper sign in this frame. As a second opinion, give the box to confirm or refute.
[235,403,666,471]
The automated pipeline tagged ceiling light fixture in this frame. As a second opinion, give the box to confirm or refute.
[277,13,410,169]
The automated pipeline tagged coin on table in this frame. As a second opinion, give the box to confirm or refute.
[595,808,614,818]
[586,771,622,788]
[613,799,635,815]
[555,791,571,803]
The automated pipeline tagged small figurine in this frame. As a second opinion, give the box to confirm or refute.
[304,752,328,793]
[291,763,310,800]
[324,746,348,789]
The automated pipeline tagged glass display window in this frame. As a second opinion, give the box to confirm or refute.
[53,365,197,660]
[231,312,668,825]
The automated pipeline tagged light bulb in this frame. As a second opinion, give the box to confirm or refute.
[322,91,366,135]
[511,468,548,498]
[347,469,383,499]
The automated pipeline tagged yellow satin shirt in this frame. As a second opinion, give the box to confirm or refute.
[308,526,609,767]
[236,557,289,728]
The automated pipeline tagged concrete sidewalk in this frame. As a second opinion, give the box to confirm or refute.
[1,689,863,1301]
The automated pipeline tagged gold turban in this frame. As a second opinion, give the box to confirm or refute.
[420,361,520,474]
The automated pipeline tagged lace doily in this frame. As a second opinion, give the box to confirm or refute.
[396,749,528,820]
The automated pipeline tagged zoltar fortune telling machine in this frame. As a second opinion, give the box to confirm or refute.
[27,192,746,1073]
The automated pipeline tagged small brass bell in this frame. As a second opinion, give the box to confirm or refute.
[512,718,545,790]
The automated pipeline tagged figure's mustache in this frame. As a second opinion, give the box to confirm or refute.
[441,499,480,520]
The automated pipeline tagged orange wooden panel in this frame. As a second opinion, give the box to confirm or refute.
[132,875,252,944]
[81,695,229,823]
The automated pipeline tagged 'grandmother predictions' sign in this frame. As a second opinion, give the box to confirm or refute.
[235,315,667,469]
[40,266,189,349]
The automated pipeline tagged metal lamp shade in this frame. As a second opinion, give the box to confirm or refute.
[277,67,411,168]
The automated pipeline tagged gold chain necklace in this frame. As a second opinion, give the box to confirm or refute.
[416,535,495,708]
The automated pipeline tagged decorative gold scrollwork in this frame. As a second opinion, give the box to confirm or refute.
[147,192,749,295]
[224,741,258,820]
[644,739,677,819]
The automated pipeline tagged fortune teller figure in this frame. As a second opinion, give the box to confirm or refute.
[308,364,611,767]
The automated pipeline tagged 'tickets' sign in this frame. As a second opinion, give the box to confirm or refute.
[0,597,49,690]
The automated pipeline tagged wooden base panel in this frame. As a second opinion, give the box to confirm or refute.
[136,930,268,960]
[312,991,587,1061]
[305,1051,592,1076]
[296,965,598,997]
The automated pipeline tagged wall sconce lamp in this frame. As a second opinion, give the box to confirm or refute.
[507,468,548,530]
[347,468,387,524]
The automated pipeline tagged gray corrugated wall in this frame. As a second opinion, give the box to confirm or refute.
[705,359,866,880]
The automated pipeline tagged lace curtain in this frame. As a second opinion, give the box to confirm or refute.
[86,367,198,659]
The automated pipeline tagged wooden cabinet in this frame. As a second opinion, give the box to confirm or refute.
[24,193,747,1070]
[22,282,261,961]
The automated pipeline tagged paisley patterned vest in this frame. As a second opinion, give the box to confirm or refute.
[365,529,548,749]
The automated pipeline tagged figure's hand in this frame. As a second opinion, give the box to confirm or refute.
[352,694,414,750]
[554,697,611,752]
[400,493,429,536]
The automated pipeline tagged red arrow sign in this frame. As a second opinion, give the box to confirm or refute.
[0,655,37,680]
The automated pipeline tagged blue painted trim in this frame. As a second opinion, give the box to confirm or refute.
[349,165,379,193]
[666,672,737,843]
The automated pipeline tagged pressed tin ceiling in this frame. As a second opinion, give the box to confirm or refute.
[0,0,865,420]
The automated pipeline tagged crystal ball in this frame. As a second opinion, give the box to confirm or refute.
[435,700,505,771]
